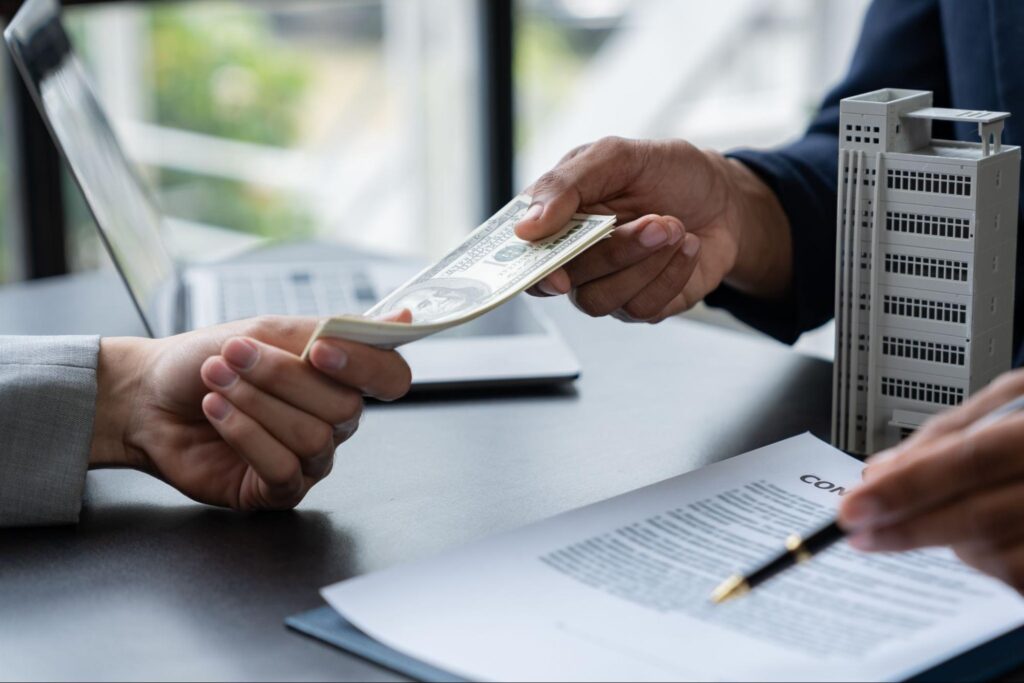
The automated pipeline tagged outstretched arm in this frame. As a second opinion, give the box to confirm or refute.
[0,315,413,527]
[515,0,950,341]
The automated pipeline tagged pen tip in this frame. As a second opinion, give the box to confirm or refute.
[710,575,750,605]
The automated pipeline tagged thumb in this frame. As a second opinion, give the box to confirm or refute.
[514,169,585,243]
[375,309,413,324]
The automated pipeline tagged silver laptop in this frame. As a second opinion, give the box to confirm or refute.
[4,0,581,391]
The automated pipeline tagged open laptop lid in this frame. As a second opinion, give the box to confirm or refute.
[4,0,178,338]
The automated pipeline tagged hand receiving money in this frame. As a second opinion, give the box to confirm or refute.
[302,195,615,353]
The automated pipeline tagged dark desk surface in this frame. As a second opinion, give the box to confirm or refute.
[0,244,846,681]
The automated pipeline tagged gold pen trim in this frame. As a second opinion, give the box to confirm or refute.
[785,534,812,564]
[710,575,750,605]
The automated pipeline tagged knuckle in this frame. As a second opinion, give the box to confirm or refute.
[320,455,336,480]
[623,298,659,323]
[559,143,591,164]
[532,169,568,195]
[244,315,282,339]
[607,246,638,270]
[266,459,301,488]
[295,421,334,459]
[593,135,628,155]
[329,392,364,425]
[571,287,618,318]
[334,418,360,444]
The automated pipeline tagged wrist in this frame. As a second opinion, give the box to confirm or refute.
[89,337,153,470]
[719,156,793,298]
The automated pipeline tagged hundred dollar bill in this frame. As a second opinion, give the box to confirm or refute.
[302,194,616,354]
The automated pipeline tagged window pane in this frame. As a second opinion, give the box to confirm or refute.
[0,56,9,284]
[514,0,870,185]
[63,0,483,271]
[514,0,868,356]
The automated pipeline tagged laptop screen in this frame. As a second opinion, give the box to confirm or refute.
[5,0,178,338]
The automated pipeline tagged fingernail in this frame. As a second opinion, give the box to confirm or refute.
[523,203,544,222]
[207,358,239,389]
[639,220,670,248]
[537,280,562,296]
[682,233,701,258]
[311,342,348,371]
[841,495,884,529]
[223,338,260,371]
[374,310,409,323]
[204,393,233,422]
[666,219,685,245]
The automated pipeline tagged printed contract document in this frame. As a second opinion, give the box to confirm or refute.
[322,435,1024,681]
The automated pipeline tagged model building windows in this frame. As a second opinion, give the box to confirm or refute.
[887,169,973,196]
[882,336,966,366]
[842,123,880,146]
[884,253,969,282]
[882,295,967,324]
[885,211,970,239]
[881,377,964,406]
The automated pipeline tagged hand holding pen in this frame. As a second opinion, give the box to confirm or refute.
[714,376,1024,602]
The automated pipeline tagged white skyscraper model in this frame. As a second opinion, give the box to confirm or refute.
[833,89,1021,455]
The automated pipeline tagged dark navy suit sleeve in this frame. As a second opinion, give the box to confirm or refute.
[705,0,952,343]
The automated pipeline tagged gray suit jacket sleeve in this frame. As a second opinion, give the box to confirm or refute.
[0,336,100,527]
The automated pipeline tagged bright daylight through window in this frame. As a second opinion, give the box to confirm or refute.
[46,0,867,303]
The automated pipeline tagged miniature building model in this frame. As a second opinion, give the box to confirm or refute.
[833,89,1021,455]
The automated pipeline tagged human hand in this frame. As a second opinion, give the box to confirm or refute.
[514,136,792,323]
[839,370,1024,594]
[89,314,412,511]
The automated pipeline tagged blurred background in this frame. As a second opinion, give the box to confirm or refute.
[0,0,872,352]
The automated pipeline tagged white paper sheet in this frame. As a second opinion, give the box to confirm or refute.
[322,434,1024,682]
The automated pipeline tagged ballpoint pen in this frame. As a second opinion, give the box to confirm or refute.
[710,394,1024,605]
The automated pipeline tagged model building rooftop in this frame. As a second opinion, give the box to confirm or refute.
[841,88,1013,158]
[905,107,1010,125]
[895,139,1020,162]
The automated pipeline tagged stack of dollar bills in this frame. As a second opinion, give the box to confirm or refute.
[303,195,616,354]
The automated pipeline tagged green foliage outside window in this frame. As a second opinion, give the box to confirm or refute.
[146,5,314,238]
[148,6,309,147]
[514,6,616,152]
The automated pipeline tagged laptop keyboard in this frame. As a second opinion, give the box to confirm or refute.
[218,270,379,322]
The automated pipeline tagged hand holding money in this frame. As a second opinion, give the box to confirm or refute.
[302,195,616,355]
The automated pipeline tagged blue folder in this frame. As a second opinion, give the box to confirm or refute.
[286,606,466,683]
[286,605,1024,682]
